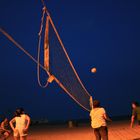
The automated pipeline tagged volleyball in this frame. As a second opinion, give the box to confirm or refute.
[91,67,96,73]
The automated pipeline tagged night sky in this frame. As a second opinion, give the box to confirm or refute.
[0,0,140,121]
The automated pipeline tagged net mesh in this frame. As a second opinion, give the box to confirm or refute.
[0,10,92,112]
[47,16,91,111]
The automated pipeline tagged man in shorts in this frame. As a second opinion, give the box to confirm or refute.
[10,108,30,140]
[130,101,140,127]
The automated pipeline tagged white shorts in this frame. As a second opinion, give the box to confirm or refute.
[14,128,27,137]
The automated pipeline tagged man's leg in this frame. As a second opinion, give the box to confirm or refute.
[138,120,140,125]
[99,126,108,140]
[20,136,27,140]
[94,128,101,140]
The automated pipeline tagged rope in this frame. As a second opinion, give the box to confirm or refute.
[0,28,50,87]
[41,0,50,16]
[41,0,45,8]
[37,7,49,88]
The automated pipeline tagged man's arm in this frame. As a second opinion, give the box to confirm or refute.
[9,118,16,131]
[130,109,136,128]
[24,115,31,130]
[130,115,135,128]
[103,113,112,121]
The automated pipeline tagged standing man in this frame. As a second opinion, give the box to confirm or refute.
[130,101,140,127]
[10,108,30,140]
[90,99,111,140]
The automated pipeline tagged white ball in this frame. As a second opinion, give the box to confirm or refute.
[91,67,96,73]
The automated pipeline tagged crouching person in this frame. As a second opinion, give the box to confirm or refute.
[0,118,11,139]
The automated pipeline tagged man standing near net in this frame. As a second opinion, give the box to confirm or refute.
[130,101,140,127]
[90,100,111,140]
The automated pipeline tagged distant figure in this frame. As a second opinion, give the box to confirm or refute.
[90,100,111,140]
[0,118,11,139]
[130,101,140,127]
[10,108,30,140]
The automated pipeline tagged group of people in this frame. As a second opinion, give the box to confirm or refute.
[90,100,140,140]
[0,108,30,140]
[0,101,140,140]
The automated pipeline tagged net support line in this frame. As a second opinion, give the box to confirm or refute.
[0,28,50,77]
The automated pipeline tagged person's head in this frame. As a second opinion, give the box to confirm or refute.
[2,118,8,123]
[132,101,139,109]
[14,108,25,117]
[93,100,100,108]
[19,107,24,114]
[4,118,8,123]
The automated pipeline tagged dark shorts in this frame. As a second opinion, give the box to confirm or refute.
[93,126,108,140]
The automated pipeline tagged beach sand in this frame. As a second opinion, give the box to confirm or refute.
[7,120,140,140]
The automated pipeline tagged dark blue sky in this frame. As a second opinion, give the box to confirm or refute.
[0,0,140,121]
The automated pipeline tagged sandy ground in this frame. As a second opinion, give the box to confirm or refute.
[4,120,140,140]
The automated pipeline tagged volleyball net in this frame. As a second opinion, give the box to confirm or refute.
[41,11,92,111]
[0,5,93,112]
